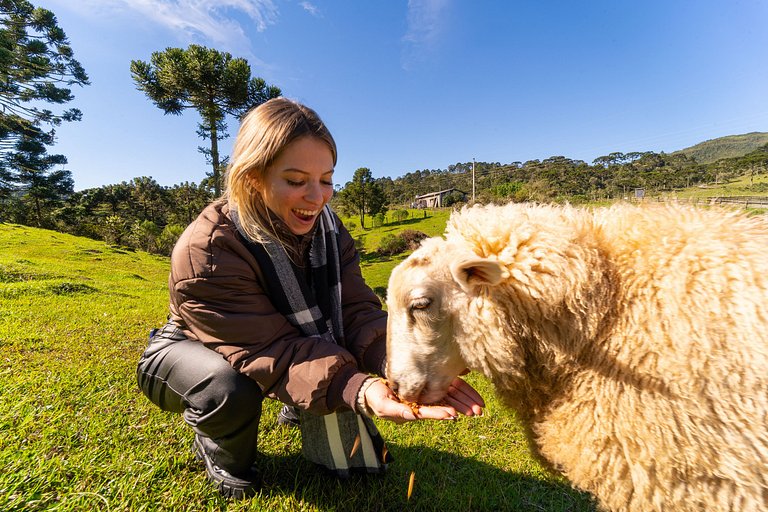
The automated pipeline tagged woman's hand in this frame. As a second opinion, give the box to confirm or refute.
[363,379,454,423]
[442,374,485,417]
[362,376,485,424]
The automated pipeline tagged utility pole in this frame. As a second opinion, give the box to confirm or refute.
[472,158,476,203]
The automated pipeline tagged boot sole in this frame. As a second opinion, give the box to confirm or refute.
[192,435,258,499]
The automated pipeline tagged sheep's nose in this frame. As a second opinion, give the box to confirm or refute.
[389,381,399,396]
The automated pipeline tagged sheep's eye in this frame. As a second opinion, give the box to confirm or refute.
[410,297,432,310]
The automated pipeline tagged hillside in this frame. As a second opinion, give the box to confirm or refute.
[673,132,768,164]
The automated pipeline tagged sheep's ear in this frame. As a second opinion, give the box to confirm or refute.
[450,257,505,293]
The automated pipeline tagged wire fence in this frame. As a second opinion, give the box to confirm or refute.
[643,196,768,209]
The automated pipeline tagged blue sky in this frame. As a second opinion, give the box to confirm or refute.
[37,0,768,192]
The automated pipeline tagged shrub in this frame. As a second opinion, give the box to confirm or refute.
[392,209,409,223]
[443,190,466,207]
[101,215,127,245]
[376,230,428,256]
[156,224,186,256]
[377,234,407,256]
[128,220,161,253]
[490,181,524,199]
[399,229,428,250]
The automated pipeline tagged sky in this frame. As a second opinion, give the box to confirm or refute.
[34,0,768,192]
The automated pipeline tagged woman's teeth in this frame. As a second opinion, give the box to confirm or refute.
[293,208,317,220]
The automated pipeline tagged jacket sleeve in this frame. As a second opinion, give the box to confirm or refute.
[169,213,368,415]
[335,218,388,377]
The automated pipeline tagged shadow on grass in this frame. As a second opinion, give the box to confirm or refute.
[357,217,429,232]
[384,217,430,228]
[360,251,388,264]
[226,445,598,512]
[359,250,410,265]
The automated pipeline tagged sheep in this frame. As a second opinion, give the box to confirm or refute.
[385,202,768,512]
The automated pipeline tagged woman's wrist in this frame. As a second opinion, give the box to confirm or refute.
[356,377,379,417]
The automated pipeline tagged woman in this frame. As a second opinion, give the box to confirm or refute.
[136,98,484,499]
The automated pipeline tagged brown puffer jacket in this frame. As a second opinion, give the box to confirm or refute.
[168,200,387,415]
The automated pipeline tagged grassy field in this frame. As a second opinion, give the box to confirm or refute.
[0,219,596,512]
[658,172,768,200]
[5,176,766,511]
[344,209,452,293]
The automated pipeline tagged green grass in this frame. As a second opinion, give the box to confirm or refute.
[672,172,768,199]
[343,209,450,251]
[341,209,452,293]
[0,221,596,511]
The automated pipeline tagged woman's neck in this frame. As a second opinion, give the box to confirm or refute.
[251,196,317,266]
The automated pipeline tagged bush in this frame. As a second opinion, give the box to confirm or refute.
[128,220,161,253]
[377,234,407,256]
[392,209,409,223]
[399,229,428,250]
[101,215,127,245]
[156,224,186,256]
[443,190,466,207]
[490,181,524,199]
[376,229,428,256]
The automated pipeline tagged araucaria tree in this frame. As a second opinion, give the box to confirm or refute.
[9,126,72,226]
[130,45,281,195]
[0,0,88,221]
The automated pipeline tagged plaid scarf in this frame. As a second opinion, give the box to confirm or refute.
[232,204,392,477]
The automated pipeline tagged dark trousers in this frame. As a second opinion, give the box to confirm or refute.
[136,322,264,474]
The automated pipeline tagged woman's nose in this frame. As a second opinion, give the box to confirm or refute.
[305,182,324,203]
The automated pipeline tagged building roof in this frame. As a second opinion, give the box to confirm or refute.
[414,188,466,199]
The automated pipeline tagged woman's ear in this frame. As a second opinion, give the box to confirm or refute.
[449,257,506,293]
[248,173,262,192]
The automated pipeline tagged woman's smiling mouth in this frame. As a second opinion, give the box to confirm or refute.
[293,208,318,221]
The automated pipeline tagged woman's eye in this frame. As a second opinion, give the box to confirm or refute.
[286,179,304,187]
[322,181,334,187]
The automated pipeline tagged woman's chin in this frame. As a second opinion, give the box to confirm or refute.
[288,214,317,234]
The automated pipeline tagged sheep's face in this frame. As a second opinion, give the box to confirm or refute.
[385,238,505,404]
[386,242,463,403]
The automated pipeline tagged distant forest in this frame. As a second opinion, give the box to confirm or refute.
[2,2,767,257]
[374,142,768,206]
[2,139,766,256]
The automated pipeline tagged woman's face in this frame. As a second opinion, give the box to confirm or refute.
[258,136,335,235]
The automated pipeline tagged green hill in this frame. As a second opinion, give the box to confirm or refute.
[673,132,768,164]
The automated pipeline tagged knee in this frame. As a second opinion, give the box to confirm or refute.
[187,366,263,418]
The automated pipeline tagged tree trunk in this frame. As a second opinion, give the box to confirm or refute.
[34,197,42,227]
[209,120,221,196]
[359,192,366,229]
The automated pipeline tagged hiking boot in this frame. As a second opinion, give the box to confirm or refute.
[277,404,301,428]
[192,434,260,499]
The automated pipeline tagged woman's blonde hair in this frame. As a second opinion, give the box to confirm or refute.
[223,97,337,242]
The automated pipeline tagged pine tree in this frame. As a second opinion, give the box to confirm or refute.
[0,0,88,222]
[131,45,281,195]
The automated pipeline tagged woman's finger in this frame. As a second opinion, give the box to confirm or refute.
[449,377,486,407]
[442,394,473,416]
[444,378,485,416]
[413,404,457,420]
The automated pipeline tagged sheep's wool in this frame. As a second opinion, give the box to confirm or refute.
[386,202,768,512]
